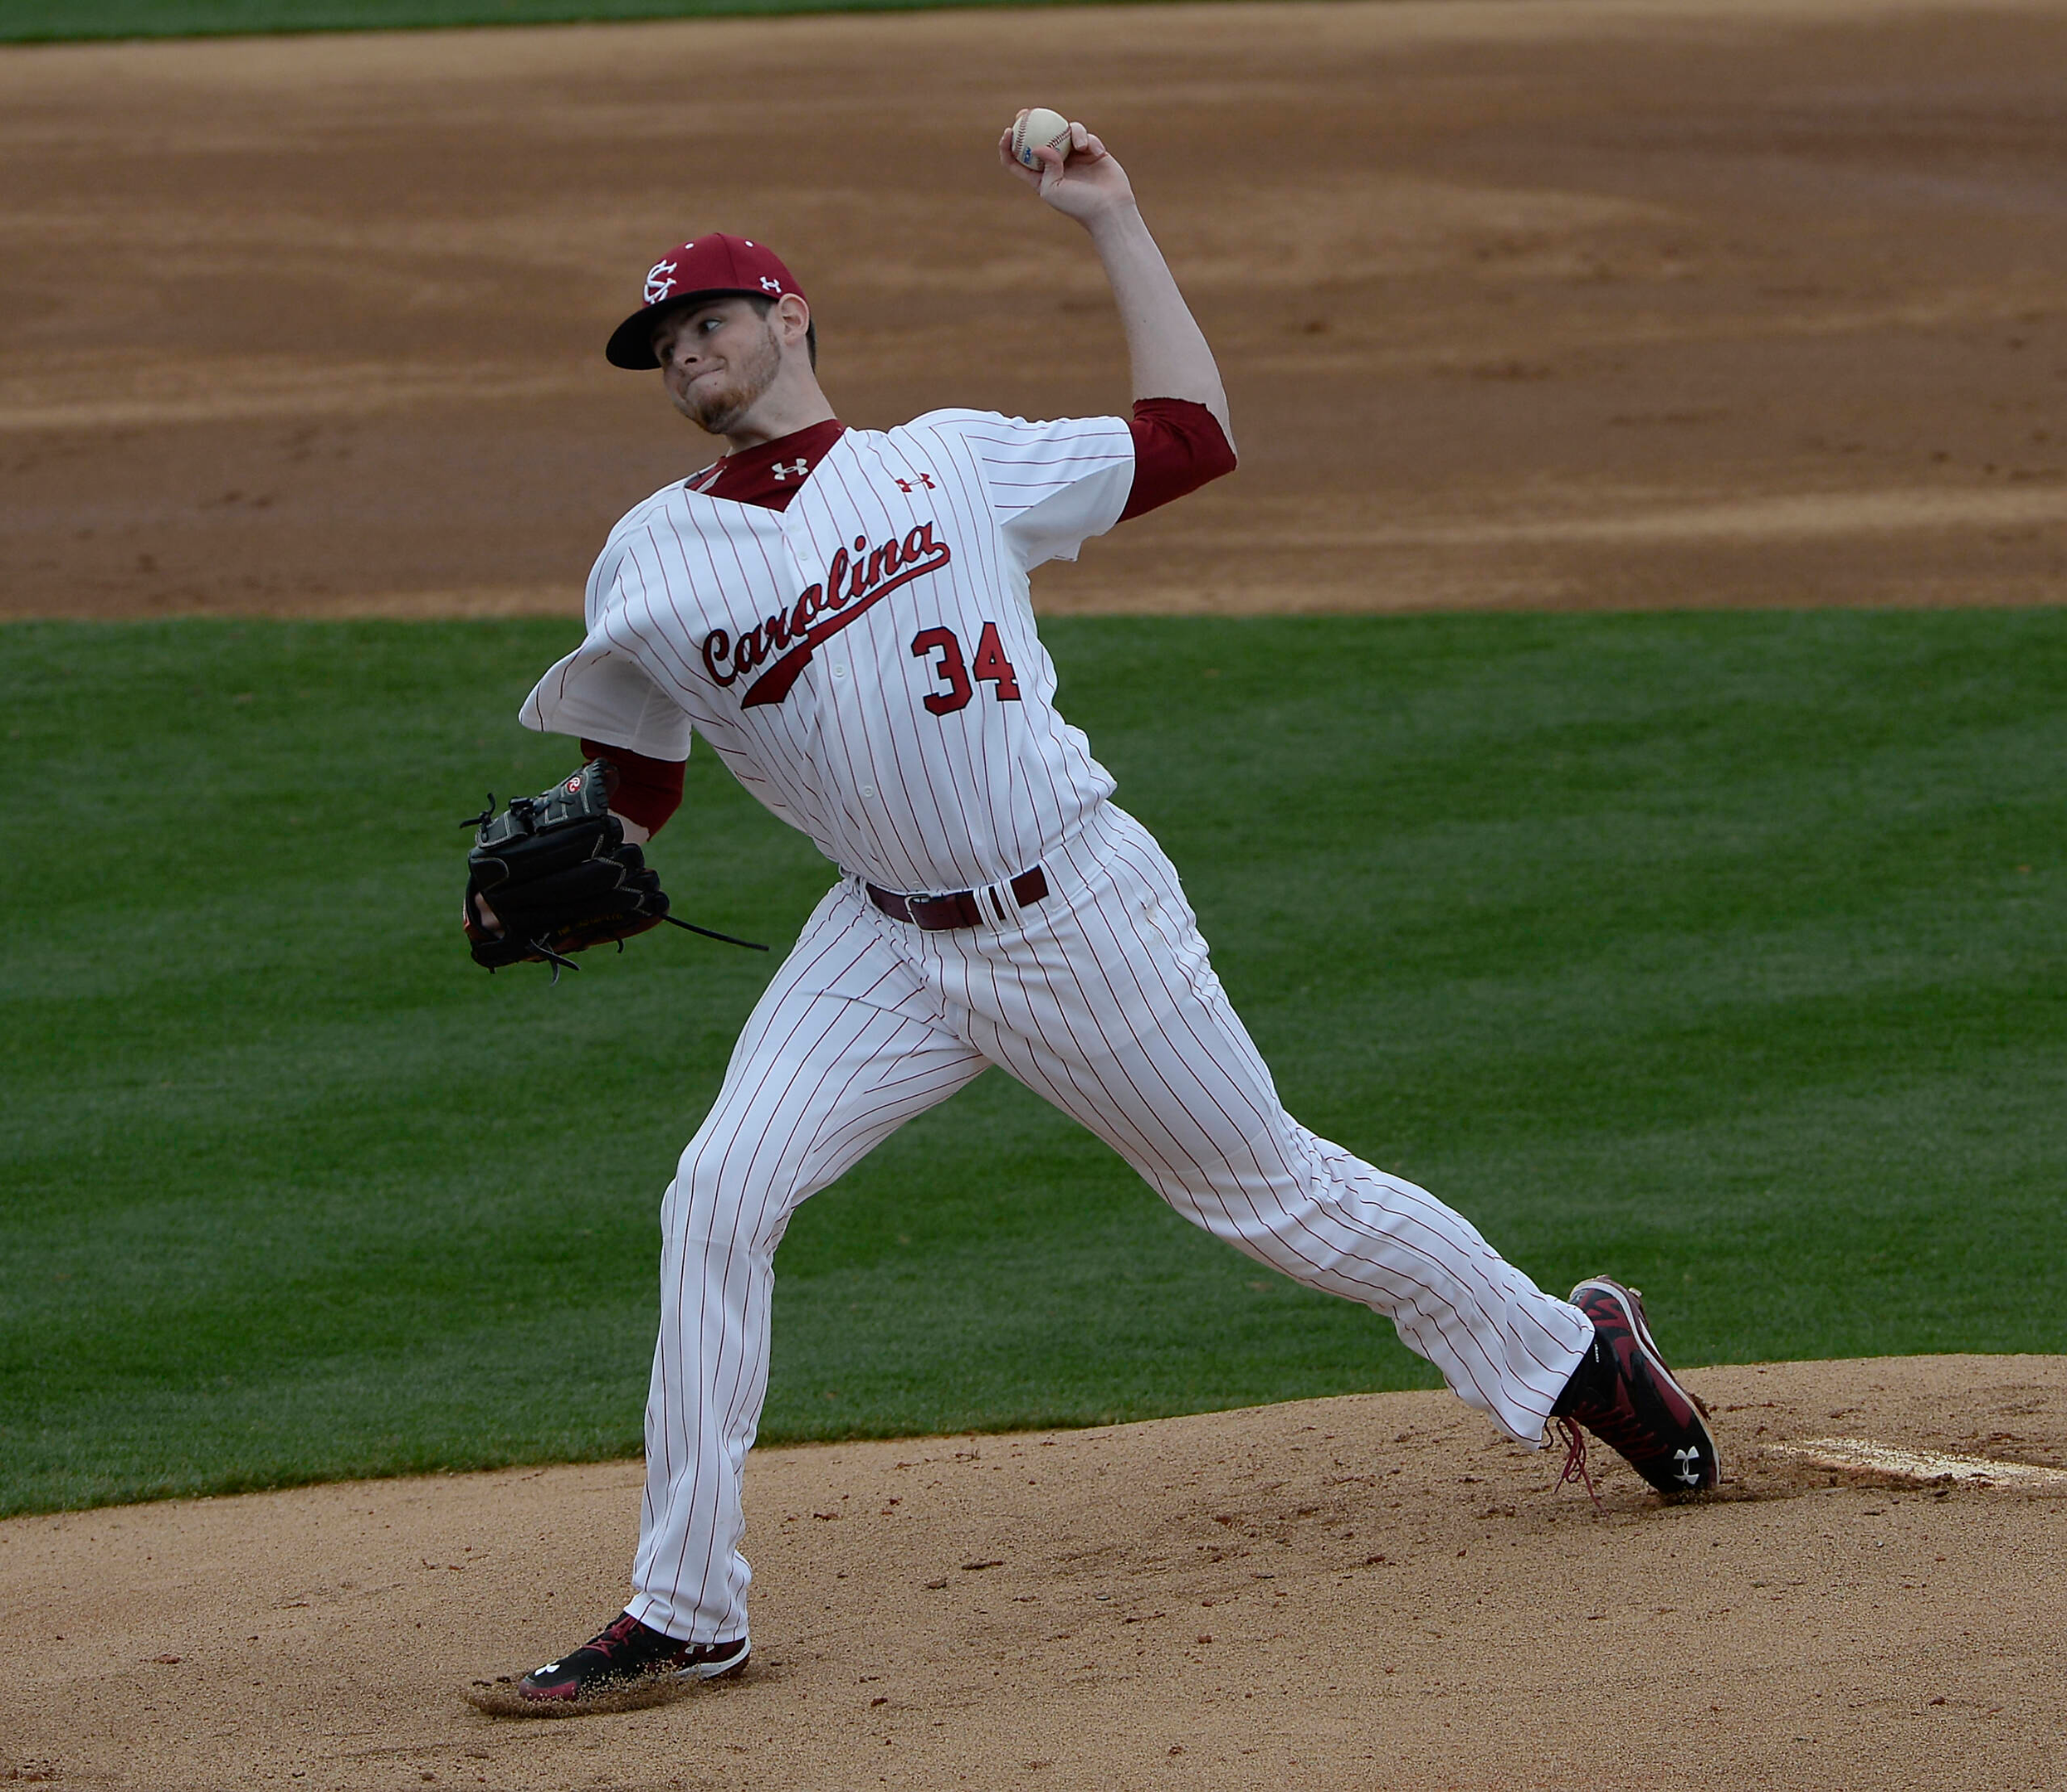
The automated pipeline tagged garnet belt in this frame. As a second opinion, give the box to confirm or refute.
[865,866,1050,930]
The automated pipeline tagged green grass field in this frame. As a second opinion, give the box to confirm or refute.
[2,0,1163,43]
[2,611,2064,1518]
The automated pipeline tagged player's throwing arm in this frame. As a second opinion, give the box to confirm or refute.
[998,110,1232,443]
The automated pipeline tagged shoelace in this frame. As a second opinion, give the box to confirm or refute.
[1555,1416,1604,1512]
[583,1614,648,1660]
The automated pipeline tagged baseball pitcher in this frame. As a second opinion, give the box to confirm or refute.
[466,115,1718,1710]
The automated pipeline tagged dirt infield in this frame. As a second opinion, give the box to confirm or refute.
[3,0,2065,621]
[2,1356,2061,1791]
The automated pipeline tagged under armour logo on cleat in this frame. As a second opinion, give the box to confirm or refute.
[1673,1447,1703,1486]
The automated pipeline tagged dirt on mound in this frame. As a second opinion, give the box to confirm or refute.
[2,1354,2061,1791]
[3,0,2066,623]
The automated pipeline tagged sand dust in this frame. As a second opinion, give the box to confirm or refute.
[2,1356,2062,1791]
[3,0,2065,622]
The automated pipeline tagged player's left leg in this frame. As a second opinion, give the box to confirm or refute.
[503,882,989,1711]
[627,883,988,1650]
[929,802,1592,1446]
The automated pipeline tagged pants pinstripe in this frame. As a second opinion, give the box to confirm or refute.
[626,802,1592,1644]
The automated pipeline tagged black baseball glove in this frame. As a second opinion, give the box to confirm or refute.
[461,761,763,978]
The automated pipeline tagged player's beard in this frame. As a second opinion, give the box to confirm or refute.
[667,320,782,436]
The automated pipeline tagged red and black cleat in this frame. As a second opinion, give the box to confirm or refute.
[1553,1278,1719,1497]
[517,1611,748,1705]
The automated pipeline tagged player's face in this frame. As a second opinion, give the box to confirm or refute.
[653,299,783,436]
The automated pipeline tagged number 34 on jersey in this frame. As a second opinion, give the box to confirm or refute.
[912,621,1021,716]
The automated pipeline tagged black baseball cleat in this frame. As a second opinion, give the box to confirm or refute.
[516,1611,749,1706]
[1552,1278,1719,1497]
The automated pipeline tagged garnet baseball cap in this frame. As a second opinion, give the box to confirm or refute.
[605,234,807,370]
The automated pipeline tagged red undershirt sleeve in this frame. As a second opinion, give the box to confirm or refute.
[580,738,685,836]
[1119,397,1239,522]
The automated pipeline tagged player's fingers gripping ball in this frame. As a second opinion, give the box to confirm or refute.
[461,762,674,976]
[1011,106,1074,170]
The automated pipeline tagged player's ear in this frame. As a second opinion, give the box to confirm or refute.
[775,292,812,353]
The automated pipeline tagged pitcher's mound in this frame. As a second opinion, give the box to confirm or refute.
[3,1354,2061,1790]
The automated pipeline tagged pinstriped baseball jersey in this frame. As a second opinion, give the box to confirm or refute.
[522,410,1133,895]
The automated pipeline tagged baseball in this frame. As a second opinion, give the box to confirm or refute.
[1011,106,1072,170]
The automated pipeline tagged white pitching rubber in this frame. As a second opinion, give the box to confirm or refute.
[1774,1436,2067,1489]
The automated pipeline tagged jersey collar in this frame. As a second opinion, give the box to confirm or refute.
[685,419,847,511]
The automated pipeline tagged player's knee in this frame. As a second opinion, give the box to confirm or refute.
[1241,1227,1324,1282]
[665,1137,788,1254]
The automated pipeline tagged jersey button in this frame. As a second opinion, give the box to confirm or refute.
[831,662,848,678]
[859,783,875,800]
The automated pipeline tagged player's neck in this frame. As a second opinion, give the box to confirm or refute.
[719,376,837,455]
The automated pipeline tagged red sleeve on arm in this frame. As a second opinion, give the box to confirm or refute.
[580,738,685,836]
[1119,397,1238,522]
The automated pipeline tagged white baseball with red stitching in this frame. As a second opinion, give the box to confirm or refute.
[1012,106,1072,169]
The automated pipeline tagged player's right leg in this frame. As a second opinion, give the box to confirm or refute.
[938,806,1716,1494]
[931,806,1596,1445]
[513,880,987,1707]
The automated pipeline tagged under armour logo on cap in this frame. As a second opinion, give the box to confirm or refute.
[760,276,782,294]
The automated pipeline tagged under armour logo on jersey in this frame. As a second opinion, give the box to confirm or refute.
[893,474,938,494]
[644,259,680,304]
[770,459,809,481]
[702,522,954,707]
[759,275,782,295]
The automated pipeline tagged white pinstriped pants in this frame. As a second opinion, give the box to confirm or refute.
[626,801,1593,1644]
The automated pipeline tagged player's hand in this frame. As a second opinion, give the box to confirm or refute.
[997,116,1135,224]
